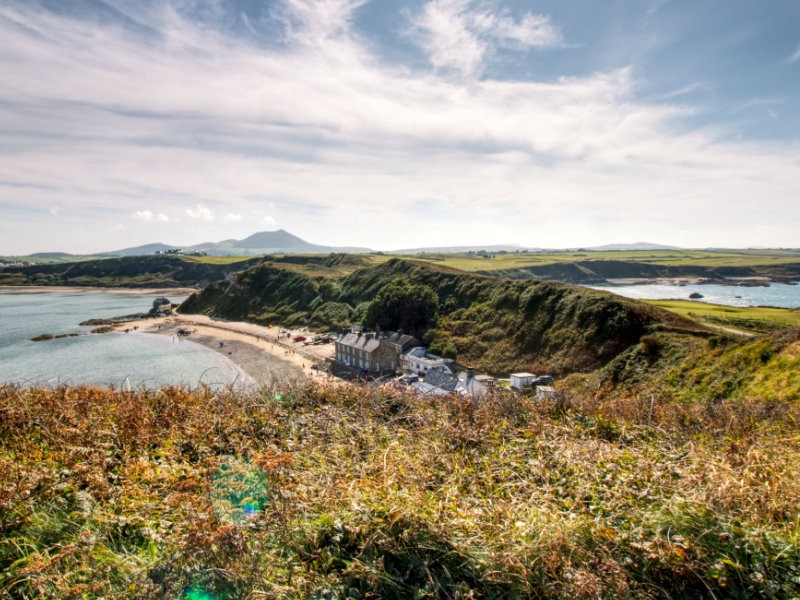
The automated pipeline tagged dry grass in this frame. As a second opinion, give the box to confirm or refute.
[1,382,799,598]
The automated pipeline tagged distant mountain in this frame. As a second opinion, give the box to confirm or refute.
[108,243,173,256]
[392,244,537,254]
[584,242,682,252]
[106,230,370,257]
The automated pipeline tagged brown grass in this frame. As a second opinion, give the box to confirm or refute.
[1,382,799,598]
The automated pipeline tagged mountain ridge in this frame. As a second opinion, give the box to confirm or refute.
[107,229,371,256]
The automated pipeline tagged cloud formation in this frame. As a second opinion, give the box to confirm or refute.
[410,0,562,77]
[132,210,170,223]
[0,0,798,253]
[186,205,214,222]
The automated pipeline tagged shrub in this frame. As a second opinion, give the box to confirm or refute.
[640,334,664,359]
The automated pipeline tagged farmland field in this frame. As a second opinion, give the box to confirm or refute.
[408,248,800,272]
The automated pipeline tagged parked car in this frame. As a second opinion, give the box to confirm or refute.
[534,375,554,385]
[293,335,307,342]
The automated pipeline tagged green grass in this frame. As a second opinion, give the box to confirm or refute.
[180,255,257,265]
[0,255,111,265]
[646,300,800,333]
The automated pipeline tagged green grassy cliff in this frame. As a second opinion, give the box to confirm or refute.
[180,257,706,374]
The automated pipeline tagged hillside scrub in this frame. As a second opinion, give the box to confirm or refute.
[565,328,800,405]
[180,258,706,374]
[1,383,799,599]
[0,256,264,288]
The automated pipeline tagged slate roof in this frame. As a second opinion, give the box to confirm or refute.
[337,331,420,352]
[337,332,380,352]
[422,369,460,392]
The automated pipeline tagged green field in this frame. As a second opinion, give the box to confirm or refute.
[0,254,110,265]
[646,299,800,334]
[181,255,260,265]
[407,249,800,272]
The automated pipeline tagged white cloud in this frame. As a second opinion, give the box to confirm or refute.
[186,205,214,221]
[0,1,798,253]
[49,206,60,216]
[224,213,242,223]
[132,210,155,222]
[132,210,169,223]
[410,0,562,77]
[790,45,800,63]
[273,0,368,47]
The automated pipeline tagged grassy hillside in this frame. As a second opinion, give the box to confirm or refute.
[0,256,263,288]
[7,250,800,288]
[0,254,111,265]
[416,248,800,270]
[181,258,706,374]
[407,249,800,283]
[562,325,800,407]
[1,383,798,599]
[645,300,800,334]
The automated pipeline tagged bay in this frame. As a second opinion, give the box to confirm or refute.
[589,282,800,309]
[0,290,256,389]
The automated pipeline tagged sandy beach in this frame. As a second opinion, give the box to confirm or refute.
[114,314,336,388]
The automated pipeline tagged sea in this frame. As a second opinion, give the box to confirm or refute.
[588,282,800,309]
[0,290,256,389]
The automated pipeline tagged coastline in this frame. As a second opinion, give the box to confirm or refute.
[0,285,199,295]
[115,314,336,388]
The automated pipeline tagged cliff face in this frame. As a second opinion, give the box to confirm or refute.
[180,258,705,374]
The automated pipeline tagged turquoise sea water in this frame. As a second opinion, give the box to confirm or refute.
[589,282,800,309]
[0,291,255,389]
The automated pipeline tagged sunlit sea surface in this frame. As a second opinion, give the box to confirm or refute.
[588,282,800,309]
[0,290,255,389]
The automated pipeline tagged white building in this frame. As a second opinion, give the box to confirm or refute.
[510,372,537,390]
[400,347,455,375]
[536,385,558,401]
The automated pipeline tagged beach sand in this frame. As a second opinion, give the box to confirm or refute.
[115,314,336,389]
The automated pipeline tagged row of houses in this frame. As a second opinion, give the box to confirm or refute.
[334,329,459,374]
[333,328,556,399]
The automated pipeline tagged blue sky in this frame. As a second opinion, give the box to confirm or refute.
[0,0,798,254]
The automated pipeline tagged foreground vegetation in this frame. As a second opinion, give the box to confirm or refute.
[1,383,799,599]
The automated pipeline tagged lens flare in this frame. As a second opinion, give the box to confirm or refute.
[210,457,270,524]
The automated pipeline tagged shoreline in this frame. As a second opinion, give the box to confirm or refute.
[114,314,336,388]
[0,285,199,295]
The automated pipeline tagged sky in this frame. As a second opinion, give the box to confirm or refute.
[1,0,799,254]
